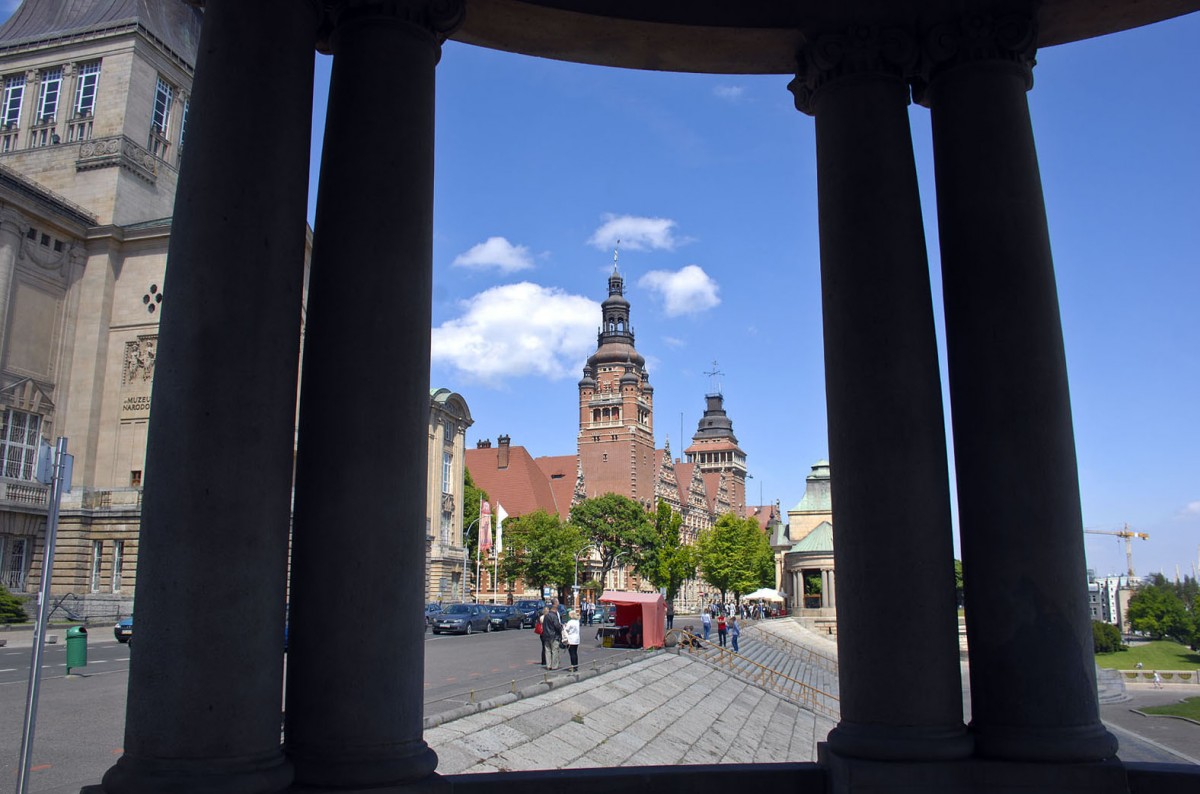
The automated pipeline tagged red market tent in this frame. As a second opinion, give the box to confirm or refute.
[599,590,666,649]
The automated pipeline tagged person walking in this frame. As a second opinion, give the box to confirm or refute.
[700,610,712,641]
[1153,671,1164,689]
[730,615,740,653]
[717,613,727,648]
[666,601,675,630]
[535,606,548,666]
[544,598,564,670]
[564,609,581,672]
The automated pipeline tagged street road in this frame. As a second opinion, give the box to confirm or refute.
[0,620,627,793]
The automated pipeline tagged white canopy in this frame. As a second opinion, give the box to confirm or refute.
[743,587,784,601]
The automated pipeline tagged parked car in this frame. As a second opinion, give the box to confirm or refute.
[430,603,491,635]
[485,605,524,631]
[424,603,442,624]
[514,599,544,628]
[114,615,133,644]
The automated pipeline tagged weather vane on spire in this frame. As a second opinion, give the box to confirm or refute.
[704,360,724,395]
[612,239,620,274]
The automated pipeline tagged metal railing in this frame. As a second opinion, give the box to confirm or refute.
[666,628,839,719]
[744,623,839,676]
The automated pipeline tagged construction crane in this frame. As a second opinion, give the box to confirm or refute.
[1084,524,1150,577]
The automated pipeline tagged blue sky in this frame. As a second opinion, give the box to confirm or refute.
[304,14,1199,581]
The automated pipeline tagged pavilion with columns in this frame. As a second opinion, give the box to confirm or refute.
[88,2,1199,793]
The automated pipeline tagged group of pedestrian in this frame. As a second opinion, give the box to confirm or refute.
[698,610,740,652]
[706,601,773,620]
[534,598,581,672]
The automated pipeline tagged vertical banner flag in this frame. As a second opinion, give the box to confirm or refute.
[479,499,492,552]
[494,503,508,556]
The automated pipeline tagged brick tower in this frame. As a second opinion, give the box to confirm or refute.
[576,253,655,504]
[683,364,748,512]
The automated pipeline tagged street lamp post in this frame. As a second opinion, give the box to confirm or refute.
[574,544,599,607]
[460,518,479,602]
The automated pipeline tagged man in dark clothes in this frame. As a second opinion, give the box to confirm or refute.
[543,598,564,669]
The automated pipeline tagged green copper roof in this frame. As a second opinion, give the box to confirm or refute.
[790,520,833,554]
[789,459,831,513]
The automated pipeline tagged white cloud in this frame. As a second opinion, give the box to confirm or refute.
[1181,501,1200,516]
[452,237,534,273]
[432,283,599,383]
[638,265,720,317]
[662,336,686,348]
[588,214,683,252]
[713,85,745,101]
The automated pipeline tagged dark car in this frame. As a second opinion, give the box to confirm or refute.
[114,615,133,644]
[430,603,491,635]
[514,599,544,628]
[485,605,524,631]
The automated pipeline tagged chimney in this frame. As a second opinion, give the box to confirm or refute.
[476,439,492,449]
[497,434,510,469]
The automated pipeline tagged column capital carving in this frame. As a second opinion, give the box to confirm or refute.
[788,26,918,116]
[0,206,25,239]
[913,13,1037,104]
[325,0,465,39]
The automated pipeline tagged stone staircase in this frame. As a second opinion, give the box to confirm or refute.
[674,621,840,719]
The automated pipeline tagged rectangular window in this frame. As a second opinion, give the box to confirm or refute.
[36,68,60,123]
[148,75,173,158]
[90,541,103,592]
[178,99,188,157]
[1,409,42,481]
[1,536,28,590]
[3,75,24,127]
[112,540,124,592]
[441,452,453,494]
[440,512,451,544]
[74,62,100,116]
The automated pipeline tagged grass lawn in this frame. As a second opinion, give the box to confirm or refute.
[1095,640,1200,670]
[1141,697,1200,721]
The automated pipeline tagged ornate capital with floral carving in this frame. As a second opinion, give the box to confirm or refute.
[326,0,465,40]
[788,26,918,116]
[913,13,1038,104]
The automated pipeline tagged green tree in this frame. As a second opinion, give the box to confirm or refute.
[1092,620,1123,654]
[570,493,653,584]
[695,513,773,602]
[1127,574,1193,643]
[460,468,489,564]
[497,510,584,601]
[0,584,28,623]
[635,500,697,604]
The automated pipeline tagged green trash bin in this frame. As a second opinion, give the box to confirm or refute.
[66,625,88,673]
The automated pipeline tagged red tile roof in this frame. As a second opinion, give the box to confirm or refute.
[534,454,577,519]
[464,444,561,519]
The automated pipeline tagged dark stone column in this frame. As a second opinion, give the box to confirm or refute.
[284,1,462,788]
[919,13,1119,763]
[790,27,969,763]
[95,2,319,793]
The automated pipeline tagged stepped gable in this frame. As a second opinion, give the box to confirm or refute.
[0,0,202,66]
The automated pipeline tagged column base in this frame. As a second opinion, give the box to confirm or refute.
[826,721,974,761]
[286,772,448,793]
[86,750,292,794]
[287,740,437,790]
[820,744,1129,793]
[972,722,1120,763]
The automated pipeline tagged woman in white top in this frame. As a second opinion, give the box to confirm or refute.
[563,609,581,672]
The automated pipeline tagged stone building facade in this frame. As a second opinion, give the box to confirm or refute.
[0,1,200,618]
